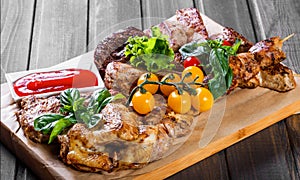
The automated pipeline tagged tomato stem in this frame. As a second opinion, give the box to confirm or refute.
[126,73,207,106]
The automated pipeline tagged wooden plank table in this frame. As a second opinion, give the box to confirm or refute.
[1,0,299,179]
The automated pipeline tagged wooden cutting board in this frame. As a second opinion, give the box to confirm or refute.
[1,14,300,180]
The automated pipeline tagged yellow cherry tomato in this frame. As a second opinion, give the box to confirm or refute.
[182,66,204,88]
[168,90,191,114]
[191,87,214,112]
[160,73,181,96]
[137,73,159,94]
[132,90,155,114]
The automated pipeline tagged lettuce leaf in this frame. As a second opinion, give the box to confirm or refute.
[125,27,175,72]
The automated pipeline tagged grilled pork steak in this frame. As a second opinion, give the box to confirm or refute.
[16,93,92,143]
[58,101,196,173]
[16,95,61,143]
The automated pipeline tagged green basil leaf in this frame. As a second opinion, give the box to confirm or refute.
[226,67,233,89]
[60,88,81,113]
[87,114,103,128]
[231,39,242,54]
[48,117,75,144]
[208,74,227,99]
[34,114,65,134]
[98,93,125,112]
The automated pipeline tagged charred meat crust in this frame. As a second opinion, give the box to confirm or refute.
[94,27,145,78]
[58,102,196,173]
[16,93,92,143]
[249,36,286,68]
[176,8,209,40]
[16,95,61,143]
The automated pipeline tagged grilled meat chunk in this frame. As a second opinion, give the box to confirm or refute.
[16,93,93,143]
[228,36,296,92]
[144,8,208,51]
[211,27,253,53]
[94,27,145,78]
[229,53,260,91]
[104,62,145,96]
[249,36,286,68]
[257,63,296,92]
[58,102,196,172]
[176,8,209,40]
[16,95,60,143]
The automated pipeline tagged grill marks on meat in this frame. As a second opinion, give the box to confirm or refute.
[94,27,145,78]
[16,93,93,143]
[229,53,260,91]
[258,63,296,92]
[249,36,286,68]
[176,8,209,40]
[58,102,196,172]
[16,95,60,143]
[229,36,296,92]
[144,8,208,51]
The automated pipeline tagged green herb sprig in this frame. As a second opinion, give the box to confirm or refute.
[34,88,125,144]
[126,73,205,106]
[179,39,241,99]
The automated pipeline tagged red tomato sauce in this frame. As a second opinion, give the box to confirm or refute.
[13,69,98,96]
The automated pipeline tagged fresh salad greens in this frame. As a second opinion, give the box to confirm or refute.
[34,88,125,144]
[125,27,175,72]
[179,39,241,99]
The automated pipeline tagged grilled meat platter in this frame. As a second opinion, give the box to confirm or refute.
[9,7,296,174]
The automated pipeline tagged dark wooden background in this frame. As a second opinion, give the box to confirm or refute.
[1,0,299,179]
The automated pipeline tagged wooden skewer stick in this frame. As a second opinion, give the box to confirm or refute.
[281,33,295,43]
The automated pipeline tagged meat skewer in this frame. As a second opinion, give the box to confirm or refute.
[229,34,296,92]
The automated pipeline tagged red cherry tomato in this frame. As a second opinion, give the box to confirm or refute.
[183,56,201,68]
[222,40,232,46]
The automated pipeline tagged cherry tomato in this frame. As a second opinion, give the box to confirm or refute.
[183,56,201,68]
[222,40,232,46]
[168,90,191,114]
[191,87,214,112]
[182,66,204,88]
[160,73,181,96]
[137,73,159,94]
[132,90,155,114]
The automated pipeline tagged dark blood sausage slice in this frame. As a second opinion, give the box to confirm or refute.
[94,27,145,78]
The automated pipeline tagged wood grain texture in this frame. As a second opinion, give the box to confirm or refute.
[0,0,35,83]
[88,0,142,51]
[226,121,298,179]
[141,0,194,28]
[285,115,300,178]
[168,151,230,180]
[248,0,300,73]
[29,0,88,70]
[195,0,256,42]
[0,144,16,180]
